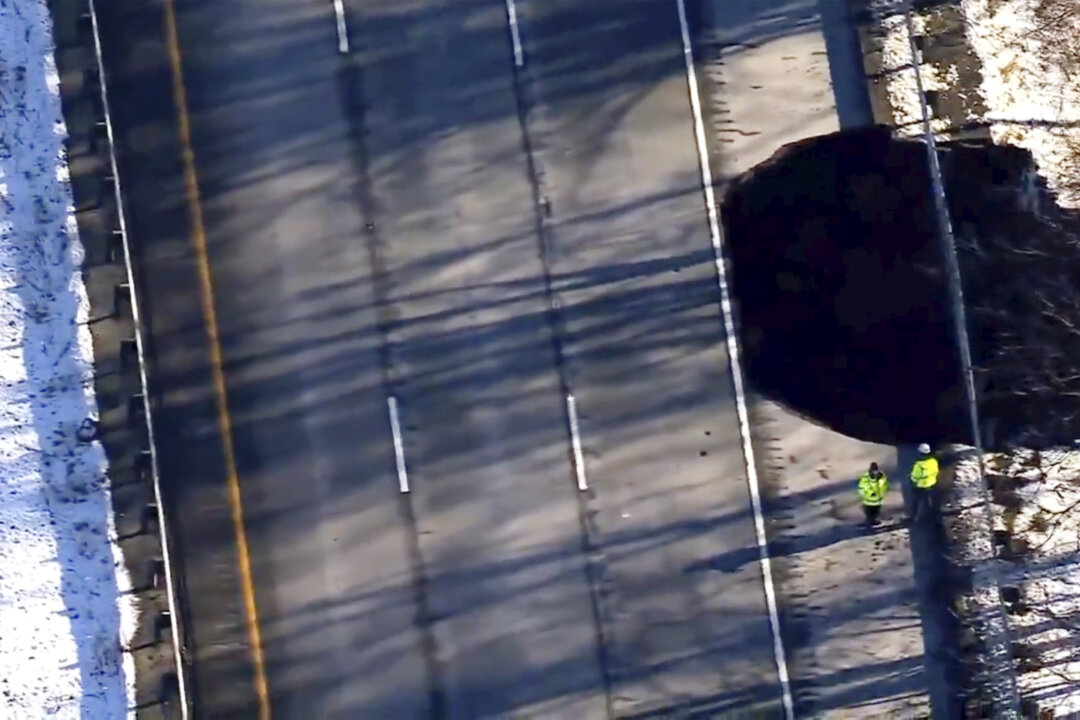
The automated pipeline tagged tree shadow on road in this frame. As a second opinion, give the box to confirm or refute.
[83,0,937,717]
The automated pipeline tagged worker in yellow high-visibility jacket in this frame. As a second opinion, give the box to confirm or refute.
[857,462,889,527]
[909,443,939,521]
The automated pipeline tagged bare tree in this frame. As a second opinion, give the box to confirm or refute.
[942,141,1080,448]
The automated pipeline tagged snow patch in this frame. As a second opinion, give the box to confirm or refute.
[949,450,1021,711]
[961,0,1080,208]
[0,0,136,717]
[881,0,1080,207]
[880,12,968,137]
[954,448,1080,712]
[992,448,1080,711]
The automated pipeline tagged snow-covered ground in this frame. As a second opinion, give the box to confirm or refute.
[0,0,135,717]
[882,0,1080,208]
[959,0,1080,209]
[953,449,1080,713]
[948,449,1080,713]
[880,10,959,136]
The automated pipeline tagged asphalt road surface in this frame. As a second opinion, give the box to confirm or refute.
[513,0,781,715]
[101,0,785,716]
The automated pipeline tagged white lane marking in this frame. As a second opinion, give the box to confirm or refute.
[387,396,409,493]
[86,0,190,715]
[566,394,588,491]
[504,0,524,67]
[332,0,349,54]
[673,1,794,717]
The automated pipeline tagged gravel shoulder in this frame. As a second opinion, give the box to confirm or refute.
[751,401,939,717]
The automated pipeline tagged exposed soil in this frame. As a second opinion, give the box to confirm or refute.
[723,126,1080,450]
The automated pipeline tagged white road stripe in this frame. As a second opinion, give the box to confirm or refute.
[332,0,349,54]
[504,0,524,67]
[672,1,794,717]
[387,396,409,493]
[566,394,588,491]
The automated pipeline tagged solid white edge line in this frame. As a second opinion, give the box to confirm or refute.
[566,394,588,491]
[387,396,409,493]
[85,2,189,717]
[672,1,794,717]
[504,0,524,68]
[332,0,349,54]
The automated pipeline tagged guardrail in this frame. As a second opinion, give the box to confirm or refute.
[898,1,1022,715]
[80,1,191,715]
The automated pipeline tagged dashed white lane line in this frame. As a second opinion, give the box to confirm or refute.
[672,1,794,717]
[388,396,409,493]
[504,0,524,67]
[566,394,588,491]
[332,0,349,54]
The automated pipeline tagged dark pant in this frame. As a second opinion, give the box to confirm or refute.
[910,486,934,520]
[863,504,881,525]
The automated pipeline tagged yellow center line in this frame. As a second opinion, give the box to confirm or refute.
[160,1,271,717]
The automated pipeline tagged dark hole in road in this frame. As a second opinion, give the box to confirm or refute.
[722,126,1080,451]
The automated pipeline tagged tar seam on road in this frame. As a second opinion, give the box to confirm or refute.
[85,0,190,715]
[387,396,409,493]
[332,0,349,54]
[672,1,795,717]
[503,0,524,68]
[567,394,588,491]
[500,4,616,715]
[335,52,446,716]
[160,1,271,717]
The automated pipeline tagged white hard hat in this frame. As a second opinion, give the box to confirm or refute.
[917,443,931,455]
